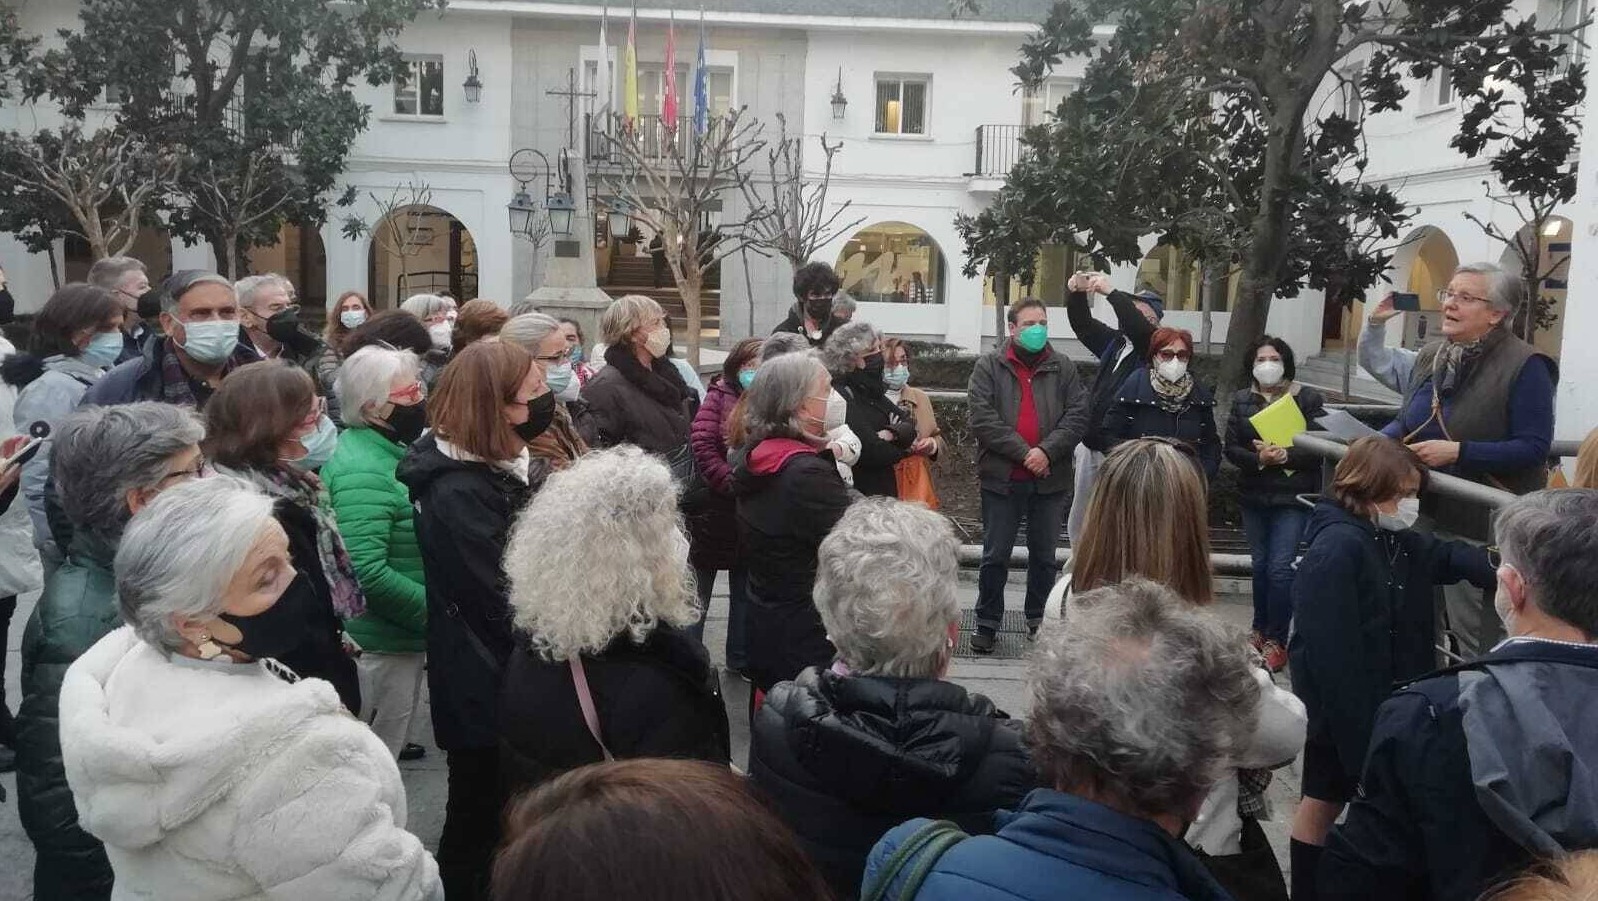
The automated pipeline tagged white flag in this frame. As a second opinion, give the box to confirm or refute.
[595,5,612,116]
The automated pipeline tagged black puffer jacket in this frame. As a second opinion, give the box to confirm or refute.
[836,370,916,498]
[731,438,853,691]
[1224,385,1329,508]
[499,625,730,797]
[750,667,1036,899]
[397,433,533,751]
[581,343,697,454]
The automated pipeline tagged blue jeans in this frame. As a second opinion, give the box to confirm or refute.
[690,566,749,670]
[1242,504,1308,644]
[977,483,1069,632]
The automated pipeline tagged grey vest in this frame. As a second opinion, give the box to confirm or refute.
[1403,330,1555,539]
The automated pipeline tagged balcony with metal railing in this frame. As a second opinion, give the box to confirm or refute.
[584,111,733,167]
[969,123,1025,190]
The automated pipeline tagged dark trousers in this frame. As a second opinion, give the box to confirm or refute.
[977,484,1068,631]
[690,566,749,670]
[0,594,15,746]
[1241,504,1308,644]
[439,747,504,901]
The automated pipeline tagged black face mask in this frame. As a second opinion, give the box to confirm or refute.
[217,572,308,661]
[514,392,557,441]
[382,400,428,445]
[858,352,886,391]
[803,299,832,324]
[136,289,162,321]
[264,308,302,343]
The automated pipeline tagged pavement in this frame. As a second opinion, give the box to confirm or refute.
[0,574,1299,899]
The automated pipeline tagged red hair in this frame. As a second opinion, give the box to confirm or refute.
[1147,327,1195,363]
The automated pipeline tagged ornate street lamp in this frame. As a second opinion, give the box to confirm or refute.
[546,192,577,236]
[507,188,538,238]
[463,50,483,104]
[830,68,848,121]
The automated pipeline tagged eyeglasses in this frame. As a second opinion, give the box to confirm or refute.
[156,457,208,486]
[535,349,573,365]
[256,302,300,318]
[1437,289,1490,306]
[1156,349,1192,362]
[299,396,327,427]
[388,382,425,405]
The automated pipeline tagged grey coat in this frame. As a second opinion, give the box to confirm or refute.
[967,345,1091,494]
[14,356,103,563]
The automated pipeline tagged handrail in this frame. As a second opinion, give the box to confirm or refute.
[955,546,1254,576]
[1293,433,1582,510]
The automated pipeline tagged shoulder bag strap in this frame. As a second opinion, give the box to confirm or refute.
[570,656,616,761]
[861,820,968,901]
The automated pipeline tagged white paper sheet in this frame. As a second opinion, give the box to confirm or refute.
[1315,408,1385,443]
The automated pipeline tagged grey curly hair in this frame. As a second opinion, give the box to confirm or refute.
[52,402,205,545]
[820,320,880,377]
[504,446,698,661]
[815,498,959,678]
[742,352,830,445]
[1028,578,1260,819]
[759,332,811,362]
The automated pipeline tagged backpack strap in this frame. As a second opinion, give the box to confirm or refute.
[570,656,615,761]
[861,820,969,901]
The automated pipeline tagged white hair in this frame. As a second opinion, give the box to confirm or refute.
[401,293,453,320]
[86,256,147,291]
[52,403,205,545]
[760,332,810,362]
[743,352,829,444]
[335,346,420,429]
[115,475,278,654]
[234,273,292,311]
[500,312,562,353]
[815,498,958,677]
[505,447,698,661]
[1454,262,1522,315]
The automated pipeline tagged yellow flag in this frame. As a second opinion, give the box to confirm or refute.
[623,5,639,126]
[1249,393,1308,449]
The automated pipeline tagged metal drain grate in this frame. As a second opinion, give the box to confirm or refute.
[954,609,1035,660]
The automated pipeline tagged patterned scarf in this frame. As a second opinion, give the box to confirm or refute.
[1150,366,1196,413]
[1432,325,1507,397]
[215,463,367,620]
[160,339,243,408]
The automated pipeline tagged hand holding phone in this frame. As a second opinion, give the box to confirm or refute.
[0,433,41,473]
[1391,292,1422,312]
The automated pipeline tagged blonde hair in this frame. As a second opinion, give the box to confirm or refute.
[1574,428,1598,489]
[504,447,698,660]
[601,294,664,346]
[1073,439,1214,605]
[1483,853,1598,901]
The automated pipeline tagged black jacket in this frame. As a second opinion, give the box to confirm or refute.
[1065,289,1158,452]
[731,438,853,691]
[1224,385,1329,508]
[772,306,844,348]
[1101,369,1222,479]
[581,343,697,454]
[1288,501,1494,790]
[271,496,362,715]
[397,434,533,751]
[836,371,916,498]
[750,668,1036,899]
[499,625,730,796]
[1323,640,1598,901]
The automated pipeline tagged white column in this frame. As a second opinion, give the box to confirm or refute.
[0,236,62,313]
[322,224,372,309]
[1554,70,1598,444]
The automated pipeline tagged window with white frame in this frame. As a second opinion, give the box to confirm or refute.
[1021,78,1079,126]
[875,75,929,135]
[1432,66,1455,108]
[1553,0,1591,64]
[1341,65,1364,125]
[394,55,445,117]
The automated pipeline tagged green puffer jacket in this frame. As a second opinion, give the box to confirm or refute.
[16,532,118,898]
[322,426,427,654]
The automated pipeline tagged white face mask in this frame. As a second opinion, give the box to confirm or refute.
[824,389,848,432]
[427,321,453,351]
[1376,496,1421,531]
[1253,360,1285,387]
[644,325,672,359]
[1156,358,1189,383]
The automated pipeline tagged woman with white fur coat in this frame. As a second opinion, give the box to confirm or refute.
[58,475,442,901]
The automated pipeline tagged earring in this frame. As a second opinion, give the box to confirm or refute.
[946,636,956,650]
[196,634,223,660]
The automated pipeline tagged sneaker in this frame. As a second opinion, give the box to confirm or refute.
[398,743,427,762]
[1261,640,1288,674]
[970,629,997,655]
[1249,630,1265,653]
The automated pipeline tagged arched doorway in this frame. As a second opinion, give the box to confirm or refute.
[1497,216,1571,357]
[1391,226,1458,350]
[247,223,327,315]
[62,225,174,287]
[1133,244,1240,313]
[835,222,946,304]
[366,205,480,309]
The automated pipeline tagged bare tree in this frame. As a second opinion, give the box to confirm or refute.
[737,113,865,267]
[0,126,177,261]
[341,179,438,298]
[170,148,297,278]
[1463,185,1571,344]
[592,107,770,366]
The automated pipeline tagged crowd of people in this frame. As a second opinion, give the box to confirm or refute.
[0,253,1591,901]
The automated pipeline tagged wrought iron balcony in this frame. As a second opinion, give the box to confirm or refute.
[971,124,1025,179]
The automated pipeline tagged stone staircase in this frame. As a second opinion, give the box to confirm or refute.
[603,255,722,338]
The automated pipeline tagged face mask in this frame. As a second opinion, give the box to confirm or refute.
[545,362,575,396]
[514,391,557,441]
[737,369,756,391]
[288,415,338,470]
[1253,360,1285,387]
[216,571,308,661]
[1494,565,1520,634]
[804,300,832,324]
[824,389,848,433]
[1376,496,1421,532]
[557,377,582,403]
[884,366,910,391]
[136,289,163,321]
[382,400,427,445]
[1015,323,1049,353]
[428,322,453,352]
[570,345,585,364]
[1157,359,1189,383]
[264,308,303,344]
[339,309,368,330]
[82,330,124,368]
[644,325,673,359]
[177,319,241,365]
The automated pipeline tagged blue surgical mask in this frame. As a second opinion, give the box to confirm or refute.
[82,331,124,368]
[339,309,368,329]
[884,365,909,391]
[545,362,574,396]
[570,345,585,364]
[178,319,241,365]
[738,369,756,390]
[288,415,339,471]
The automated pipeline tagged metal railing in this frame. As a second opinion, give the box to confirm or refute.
[585,112,732,165]
[971,124,1024,178]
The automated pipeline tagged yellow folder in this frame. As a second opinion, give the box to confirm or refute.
[1249,393,1307,448]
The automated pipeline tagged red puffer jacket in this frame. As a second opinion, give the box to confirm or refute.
[690,376,740,494]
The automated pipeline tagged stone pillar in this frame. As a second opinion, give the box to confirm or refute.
[526,154,615,333]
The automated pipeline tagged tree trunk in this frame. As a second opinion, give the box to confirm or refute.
[1342,303,1355,401]
[993,269,1009,351]
[681,269,703,369]
[1199,263,1221,356]
[48,246,61,290]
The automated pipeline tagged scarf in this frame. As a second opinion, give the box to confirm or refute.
[1150,366,1196,414]
[524,403,588,470]
[1433,325,1509,397]
[214,463,366,620]
[160,338,244,408]
[603,341,695,411]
